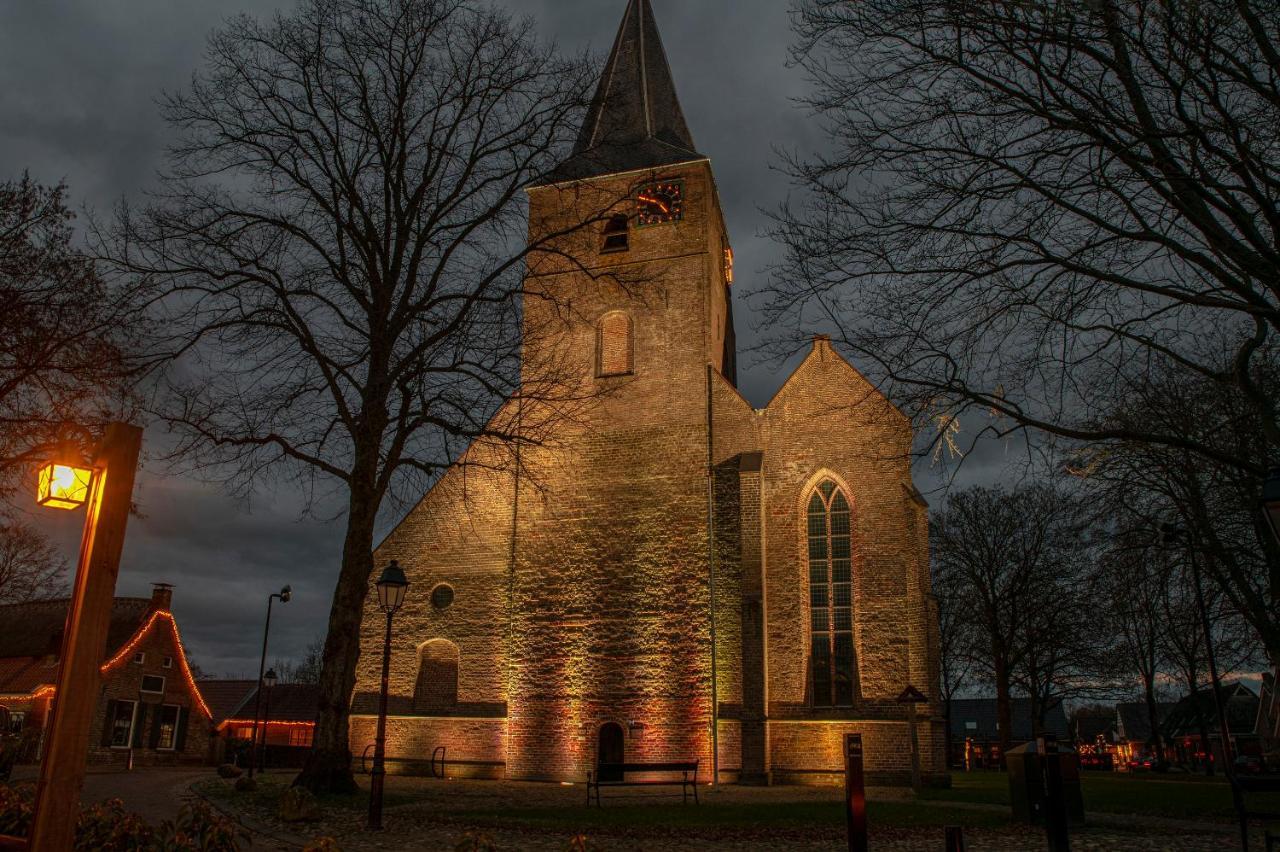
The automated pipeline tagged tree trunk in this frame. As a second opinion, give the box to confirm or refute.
[1143,677,1162,758]
[1194,707,1214,777]
[994,655,1013,766]
[294,487,379,794]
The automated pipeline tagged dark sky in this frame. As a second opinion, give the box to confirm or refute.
[0,0,997,676]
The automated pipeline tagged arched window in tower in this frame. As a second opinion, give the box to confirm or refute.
[601,214,629,253]
[597,311,634,377]
[414,639,459,712]
[807,479,858,707]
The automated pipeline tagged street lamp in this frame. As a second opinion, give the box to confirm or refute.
[24,424,143,852]
[248,586,290,780]
[1262,468,1280,547]
[258,669,278,774]
[368,560,408,832]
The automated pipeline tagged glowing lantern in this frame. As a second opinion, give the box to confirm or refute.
[36,455,94,510]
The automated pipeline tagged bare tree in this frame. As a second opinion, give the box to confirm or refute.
[0,521,65,605]
[0,174,139,500]
[102,0,602,792]
[764,0,1279,479]
[930,541,974,752]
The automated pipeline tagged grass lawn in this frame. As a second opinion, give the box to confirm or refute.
[921,770,1280,823]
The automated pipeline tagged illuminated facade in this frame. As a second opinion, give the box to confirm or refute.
[351,0,945,786]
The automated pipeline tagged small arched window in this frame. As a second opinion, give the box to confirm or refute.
[414,639,459,712]
[601,214,629,253]
[597,311,633,377]
[807,479,858,707]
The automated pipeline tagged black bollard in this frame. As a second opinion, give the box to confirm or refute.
[945,825,967,851]
[844,734,868,852]
[1043,735,1070,852]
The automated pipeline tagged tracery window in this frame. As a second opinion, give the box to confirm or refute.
[807,479,858,707]
[597,311,633,377]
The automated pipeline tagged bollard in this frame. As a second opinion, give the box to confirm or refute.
[945,825,966,851]
[844,733,868,852]
[1042,735,1070,852]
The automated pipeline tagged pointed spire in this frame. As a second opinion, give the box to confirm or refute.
[548,0,702,183]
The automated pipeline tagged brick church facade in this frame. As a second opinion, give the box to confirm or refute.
[351,0,946,786]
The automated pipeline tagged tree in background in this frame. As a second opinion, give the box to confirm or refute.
[104,0,600,792]
[0,521,65,605]
[272,637,324,686]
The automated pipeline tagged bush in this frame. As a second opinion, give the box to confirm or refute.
[216,764,242,780]
[233,776,257,793]
[0,783,33,838]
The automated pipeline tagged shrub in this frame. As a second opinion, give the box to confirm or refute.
[153,802,247,851]
[75,799,155,850]
[216,764,242,780]
[0,783,33,838]
[233,776,257,793]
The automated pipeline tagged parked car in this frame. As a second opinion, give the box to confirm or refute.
[1127,754,1156,772]
[1233,754,1265,775]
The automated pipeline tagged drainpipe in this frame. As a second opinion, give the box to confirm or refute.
[706,363,720,784]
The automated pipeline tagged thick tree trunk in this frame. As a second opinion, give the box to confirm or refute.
[994,655,1013,766]
[294,488,379,794]
[1194,708,1214,777]
[1143,678,1162,758]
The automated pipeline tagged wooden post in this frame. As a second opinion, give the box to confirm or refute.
[844,733,867,852]
[28,423,143,851]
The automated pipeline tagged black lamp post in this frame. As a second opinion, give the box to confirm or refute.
[248,585,290,780]
[258,668,278,773]
[1262,467,1280,547]
[368,560,408,832]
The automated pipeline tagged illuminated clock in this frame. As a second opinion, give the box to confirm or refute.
[636,181,684,227]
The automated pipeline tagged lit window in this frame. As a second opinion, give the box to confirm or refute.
[162,656,173,669]
[289,727,314,748]
[6,711,24,735]
[601,215,629,253]
[155,705,180,750]
[596,312,633,377]
[414,639,459,711]
[109,700,137,748]
[807,479,858,707]
[133,652,145,665]
[141,675,165,694]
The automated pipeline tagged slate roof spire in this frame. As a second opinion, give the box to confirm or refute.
[547,0,703,183]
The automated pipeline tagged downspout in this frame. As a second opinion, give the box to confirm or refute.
[706,363,719,784]
[504,407,522,780]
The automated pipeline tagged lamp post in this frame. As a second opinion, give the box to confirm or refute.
[248,586,290,780]
[368,561,408,832]
[26,424,143,852]
[258,668,277,774]
[1262,467,1280,547]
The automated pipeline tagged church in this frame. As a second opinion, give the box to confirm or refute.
[350,0,945,787]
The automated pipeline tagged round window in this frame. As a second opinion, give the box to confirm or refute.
[430,584,455,610]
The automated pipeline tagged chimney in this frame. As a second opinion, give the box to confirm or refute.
[150,583,174,613]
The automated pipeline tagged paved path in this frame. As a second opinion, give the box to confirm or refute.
[10,765,207,826]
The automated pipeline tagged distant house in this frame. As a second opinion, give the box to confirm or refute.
[0,584,211,766]
[1116,701,1174,749]
[1161,682,1262,768]
[199,679,318,768]
[1260,671,1278,751]
[947,698,1070,769]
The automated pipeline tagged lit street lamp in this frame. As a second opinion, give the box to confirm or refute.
[368,560,408,832]
[25,424,143,852]
[1262,467,1280,547]
[258,668,278,773]
[249,587,290,780]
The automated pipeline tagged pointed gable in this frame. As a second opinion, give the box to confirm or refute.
[547,0,703,183]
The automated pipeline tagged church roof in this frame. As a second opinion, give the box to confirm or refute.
[546,0,704,184]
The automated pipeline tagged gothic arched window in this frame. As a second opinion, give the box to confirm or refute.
[414,639,459,712]
[597,311,633,377]
[807,479,858,707]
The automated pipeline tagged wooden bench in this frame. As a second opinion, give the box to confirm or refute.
[1231,773,1280,851]
[586,761,699,806]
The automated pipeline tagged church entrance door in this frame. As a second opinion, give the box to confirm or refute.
[597,723,624,782]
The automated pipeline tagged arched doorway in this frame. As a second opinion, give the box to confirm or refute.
[597,723,624,782]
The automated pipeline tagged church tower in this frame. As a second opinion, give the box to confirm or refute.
[508,0,734,780]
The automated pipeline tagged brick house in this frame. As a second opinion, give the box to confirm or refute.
[0,584,211,766]
[351,0,945,787]
[201,680,318,768]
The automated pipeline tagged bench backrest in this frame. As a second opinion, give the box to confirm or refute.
[599,761,698,774]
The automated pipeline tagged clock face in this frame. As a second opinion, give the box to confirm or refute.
[636,181,684,227]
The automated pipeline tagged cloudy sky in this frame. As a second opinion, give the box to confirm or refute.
[0,0,1000,675]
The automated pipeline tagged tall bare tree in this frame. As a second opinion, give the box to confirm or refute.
[764,0,1279,479]
[0,522,65,605]
[103,0,601,792]
[0,174,138,501]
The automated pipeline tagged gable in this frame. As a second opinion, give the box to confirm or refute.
[765,337,907,426]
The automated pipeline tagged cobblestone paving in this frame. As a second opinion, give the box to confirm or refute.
[195,774,1260,852]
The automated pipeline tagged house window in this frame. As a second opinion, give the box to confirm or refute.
[162,656,173,669]
[414,639,459,711]
[6,711,24,735]
[141,675,165,694]
[133,652,145,665]
[109,700,137,748]
[154,705,180,750]
[596,312,633,377]
[807,479,858,707]
[601,214,629,253]
[289,727,314,748]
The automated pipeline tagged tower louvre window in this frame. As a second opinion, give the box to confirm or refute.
[597,311,634,377]
[601,215,630,253]
[807,480,859,707]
